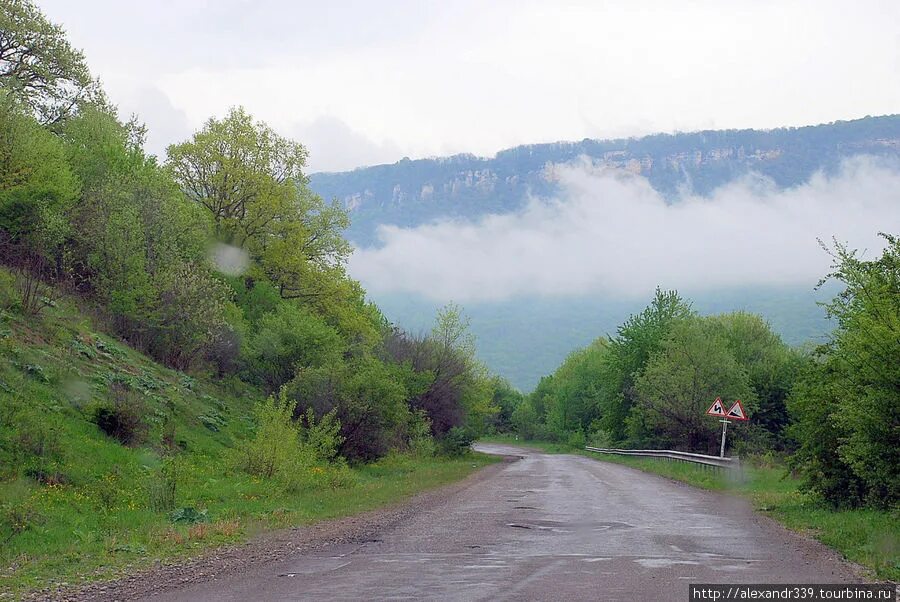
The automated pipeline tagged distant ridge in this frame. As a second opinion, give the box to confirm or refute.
[309,115,900,245]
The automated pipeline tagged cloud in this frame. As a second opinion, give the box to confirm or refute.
[292,116,402,173]
[348,157,900,302]
[118,86,193,159]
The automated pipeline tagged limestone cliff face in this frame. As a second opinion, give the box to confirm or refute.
[309,115,900,245]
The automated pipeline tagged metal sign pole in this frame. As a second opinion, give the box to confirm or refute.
[719,419,729,458]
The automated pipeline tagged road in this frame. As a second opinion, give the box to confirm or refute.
[142,444,859,601]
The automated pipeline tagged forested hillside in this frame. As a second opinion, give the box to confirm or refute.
[311,116,900,245]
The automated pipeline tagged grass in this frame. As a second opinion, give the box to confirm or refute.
[485,434,899,581]
[478,433,577,454]
[0,270,500,597]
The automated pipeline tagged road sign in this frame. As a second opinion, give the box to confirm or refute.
[726,400,749,421]
[706,397,726,417]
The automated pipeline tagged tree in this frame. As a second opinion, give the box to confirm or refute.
[633,317,755,453]
[711,311,801,446]
[243,302,344,393]
[287,356,417,462]
[789,235,900,507]
[166,107,350,300]
[596,288,692,443]
[0,92,78,248]
[0,0,103,124]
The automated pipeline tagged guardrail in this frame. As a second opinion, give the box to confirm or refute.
[584,446,739,470]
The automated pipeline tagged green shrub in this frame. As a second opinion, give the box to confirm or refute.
[438,426,476,457]
[239,390,300,478]
[93,381,148,446]
[566,429,586,450]
[239,390,344,480]
[408,410,436,458]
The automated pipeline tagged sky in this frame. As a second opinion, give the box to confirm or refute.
[39,0,900,173]
[350,157,900,302]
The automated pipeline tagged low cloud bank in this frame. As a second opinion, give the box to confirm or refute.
[349,157,900,302]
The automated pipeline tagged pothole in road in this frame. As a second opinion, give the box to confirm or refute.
[507,523,533,529]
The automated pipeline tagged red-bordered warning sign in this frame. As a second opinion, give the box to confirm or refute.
[726,400,749,421]
[706,397,726,417]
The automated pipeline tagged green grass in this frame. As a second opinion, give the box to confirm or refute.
[497,438,899,581]
[0,271,499,597]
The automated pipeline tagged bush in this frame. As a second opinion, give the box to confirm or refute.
[566,429,586,450]
[239,390,299,478]
[407,410,436,458]
[93,381,148,446]
[146,457,180,512]
[239,390,344,480]
[244,303,344,393]
[438,426,476,457]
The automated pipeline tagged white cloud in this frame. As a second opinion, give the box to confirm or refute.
[349,157,900,302]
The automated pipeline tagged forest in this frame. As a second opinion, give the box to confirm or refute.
[496,243,899,509]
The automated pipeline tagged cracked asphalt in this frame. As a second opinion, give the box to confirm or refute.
[137,444,861,601]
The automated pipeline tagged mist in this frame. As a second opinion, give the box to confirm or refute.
[349,156,900,302]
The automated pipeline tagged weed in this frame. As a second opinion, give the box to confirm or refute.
[147,457,181,512]
[170,507,208,524]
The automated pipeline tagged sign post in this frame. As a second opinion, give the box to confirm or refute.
[706,398,749,458]
[719,419,729,458]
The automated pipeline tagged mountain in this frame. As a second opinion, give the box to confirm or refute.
[308,116,900,390]
[310,115,900,246]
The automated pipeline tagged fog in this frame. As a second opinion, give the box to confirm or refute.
[349,157,900,302]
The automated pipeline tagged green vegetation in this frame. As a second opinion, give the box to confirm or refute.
[0,2,507,595]
[507,290,803,456]
[507,236,898,513]
[0,272,499,595]
[585,454,899,581]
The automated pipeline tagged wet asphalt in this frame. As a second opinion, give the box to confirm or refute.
[142,443,861,601]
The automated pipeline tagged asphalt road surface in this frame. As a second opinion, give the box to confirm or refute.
[143,444,860,601]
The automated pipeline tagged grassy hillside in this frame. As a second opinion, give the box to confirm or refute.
[0,269,497,596]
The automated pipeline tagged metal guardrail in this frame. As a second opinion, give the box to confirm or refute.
[584,446,739,470]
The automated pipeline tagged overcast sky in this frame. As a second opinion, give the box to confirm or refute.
[39,0,900,172]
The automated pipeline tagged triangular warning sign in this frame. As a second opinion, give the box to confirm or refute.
[706,397,726,417]
[726,400,749,421]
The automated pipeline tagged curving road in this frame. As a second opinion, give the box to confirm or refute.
[143,444,859,601]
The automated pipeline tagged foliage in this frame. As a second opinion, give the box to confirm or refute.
[166,106,351,301]
[243,302,343,392]
[287,356,414,462]
[514,290,801,457]
[789,235,900,508]
[632,317,755,453]
[438,426,477,457]
[0,0,104,124]
[239,390,303,479]
[0,94,78,246]
[239,390,344,479]
[597,288,693,444]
